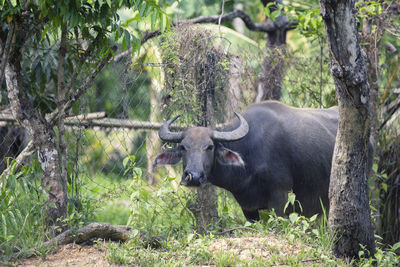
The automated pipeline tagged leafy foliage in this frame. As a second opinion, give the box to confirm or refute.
[0,160,47,262]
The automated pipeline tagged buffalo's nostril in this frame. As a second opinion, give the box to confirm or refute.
[181,170,207,187]
[183,170,192,182]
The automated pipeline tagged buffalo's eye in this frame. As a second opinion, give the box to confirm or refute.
[180,145,187,151]
[206,145,214,151]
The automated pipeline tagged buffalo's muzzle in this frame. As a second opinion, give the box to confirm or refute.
[180,170,207,186]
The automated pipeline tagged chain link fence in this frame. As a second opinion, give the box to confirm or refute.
[0,21,336,233]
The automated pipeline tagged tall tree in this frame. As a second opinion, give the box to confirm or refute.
[319,0,375,258]
[0,0,167,230]
[256,0,294,101]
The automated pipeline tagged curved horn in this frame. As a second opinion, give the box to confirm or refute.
[159,115,184,142]
[212,112,249,142]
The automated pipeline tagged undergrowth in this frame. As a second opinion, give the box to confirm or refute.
[1,157,399,266]
[0,160,48,263]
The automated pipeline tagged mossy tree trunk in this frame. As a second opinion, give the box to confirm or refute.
[256,0,291,102]
[319,0,375,258]
[192,51,219,233]
[3,22,67,229]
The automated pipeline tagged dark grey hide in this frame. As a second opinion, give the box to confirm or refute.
[154,101,340,221]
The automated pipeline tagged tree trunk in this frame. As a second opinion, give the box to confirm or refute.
[320,0,375,258]
[191,51,219,233]
[4,25,67,230]
[225,55,245,118]
[256,0,290,102]
[146,47,165,185]
[232,4,245,34]
[360,11,384,237]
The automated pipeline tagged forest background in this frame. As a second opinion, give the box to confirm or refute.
[0,0,399,265]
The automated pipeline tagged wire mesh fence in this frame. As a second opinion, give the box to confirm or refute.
[0,20,337,233]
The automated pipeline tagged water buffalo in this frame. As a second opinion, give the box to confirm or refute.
[153,101,339,221]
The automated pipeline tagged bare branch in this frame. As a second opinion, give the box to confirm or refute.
[0,113,183,131]
[65,112,106,120]
[20,16,49,56]
[63,118,185,130]
[114,30,161,63]
[47,51,113,125]
[65,34,102,92]
[114,10,298,62]
[184,10,277,32]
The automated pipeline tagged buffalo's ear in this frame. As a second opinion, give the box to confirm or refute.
[215,144,245,167]
[153,147,182,167]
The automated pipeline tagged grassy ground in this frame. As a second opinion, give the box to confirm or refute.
[2,166,400,266]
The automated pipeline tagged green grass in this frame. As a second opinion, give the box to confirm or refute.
[1,160,399,266]
[0,161,49,263]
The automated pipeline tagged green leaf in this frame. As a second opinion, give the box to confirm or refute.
[122,36,127,51]
[151,7,157,30]
[244,221,253,227]
[131,34,141,56]
[392,242,400,251]
[139,189,149,201]
[124,29,130,50]
[123,157,130,168]
[131,229,139,238]
[309,214,318,222]
[312,229,319,237]
[381,182,387,192]
[187,233,195,242]
[289,213,299,224]
[40,26,50,41]
[10,0,17,7]
[133,167,142,179]
[139,2,146,18]
[144,4,152,17]
[2,214,7,238]
[106,0,111,8]
[222,205,228,213]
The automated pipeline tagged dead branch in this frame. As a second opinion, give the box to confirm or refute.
[26,222,164,255]
[114,10,298,63]
[0,113,193,131]
[63,118,185,131]
[65,112,106,120]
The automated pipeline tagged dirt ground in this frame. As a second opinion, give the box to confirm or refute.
[11,234,309,266]
[13,243,110,267]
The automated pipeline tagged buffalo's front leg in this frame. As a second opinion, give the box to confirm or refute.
[242,209,259,222]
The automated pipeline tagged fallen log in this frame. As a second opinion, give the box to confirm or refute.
[26,222,164,256]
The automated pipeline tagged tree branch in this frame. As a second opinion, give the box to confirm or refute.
[0,114,184,131]
[114,10,298,63]
[0,141,34,182]
[20,16,49,56]
[65,34,102,93]
[47,50,113,125]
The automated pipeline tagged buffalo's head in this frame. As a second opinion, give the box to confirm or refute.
[153,113,249,186]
